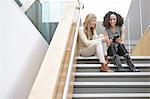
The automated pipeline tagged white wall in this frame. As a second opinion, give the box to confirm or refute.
[80,0,132,21]
[141,0,150,34]
[126,0,150,44]
[0,0,48,99]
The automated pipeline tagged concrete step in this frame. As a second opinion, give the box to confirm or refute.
[73,73,150,95]
[74,72,150,82]
[75,64,150,68]
[77,56,150,64]
[74,72,150,77]
[72,93,150,99]
[75,63,150,72]
[73,87,150,93]
[76,68,150,72]
[75,76,150,82]
[77,56,150,60]
[73,82,150,88]
[72,56,150,99]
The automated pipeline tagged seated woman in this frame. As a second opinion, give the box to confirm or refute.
[78,13,112,72]
[102,11,139,72]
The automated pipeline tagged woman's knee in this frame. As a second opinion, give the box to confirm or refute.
[91,41,102,48]
[96,41,103,46]
[107,44,116,56]
[118,43,128,54]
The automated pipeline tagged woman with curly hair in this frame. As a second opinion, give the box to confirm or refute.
[78,13,112,72]
[102,11,139,72]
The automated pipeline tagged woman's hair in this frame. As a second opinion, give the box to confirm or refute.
[83,14,97,39]
[102,11,124,29]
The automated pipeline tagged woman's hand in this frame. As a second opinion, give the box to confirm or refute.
[96,34,104,39]
[95,34,108,42]
[120,40,125,44]
[107,39,113,46]
[115,37,125,44]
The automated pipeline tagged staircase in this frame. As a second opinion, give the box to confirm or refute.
[72,56,150,99]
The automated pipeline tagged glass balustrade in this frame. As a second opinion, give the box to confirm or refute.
[15,0,73,44]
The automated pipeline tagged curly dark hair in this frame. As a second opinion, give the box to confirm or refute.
[102,11,124,29]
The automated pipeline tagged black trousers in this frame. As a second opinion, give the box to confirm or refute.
[107,43,128,56]
[107,42,137,71]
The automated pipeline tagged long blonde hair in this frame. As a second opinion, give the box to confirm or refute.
[83,14,97,39]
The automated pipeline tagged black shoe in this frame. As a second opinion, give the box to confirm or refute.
[114,69,126,72]
[129,63,140,72]
[133,69,140,72]
[124,54,140,72]
[117,67,126,72]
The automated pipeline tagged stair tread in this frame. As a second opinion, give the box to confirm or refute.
[73,82,150,87]
[73,56,150,97]
[75,63,150,67]
[74,72,150,77]
[73,93,150,97]
[77,56,150,60]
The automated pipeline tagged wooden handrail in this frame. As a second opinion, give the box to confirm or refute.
[62,2,83,99]
[28,2,78,99]
[131,25,150,56]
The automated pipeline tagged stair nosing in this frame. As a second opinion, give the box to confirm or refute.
[74,72,150,77]
[77,56,150,60]
[75,63,150,68]
[73,82,150,86]
[73,93,150,97]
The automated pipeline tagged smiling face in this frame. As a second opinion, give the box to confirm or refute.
[109,14,117,27]
[90,18,97,29]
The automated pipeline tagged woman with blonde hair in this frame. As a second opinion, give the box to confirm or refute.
[78,13,112,72]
